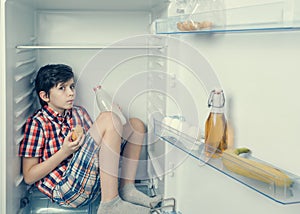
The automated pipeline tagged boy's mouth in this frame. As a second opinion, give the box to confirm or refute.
[67,100,74,104]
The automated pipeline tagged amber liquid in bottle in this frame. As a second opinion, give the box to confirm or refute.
[205,90,228,158]
[205,113,228,157]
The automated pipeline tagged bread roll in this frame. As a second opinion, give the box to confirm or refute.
[71,125,84,141]
[177,22,185,31]
[177,20,212,31]
[198,21,213,29]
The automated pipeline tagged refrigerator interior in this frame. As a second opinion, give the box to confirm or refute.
[2,0,300,213]
[2,0,168,213]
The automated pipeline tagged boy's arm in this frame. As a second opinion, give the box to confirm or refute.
[22,131,84,185]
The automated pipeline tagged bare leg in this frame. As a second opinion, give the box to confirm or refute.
[89,111,123,202]
[120,118,145,187]
[90,113,150,214]
[119,118,162,208]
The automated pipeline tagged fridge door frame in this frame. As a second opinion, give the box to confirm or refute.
[0,0,7,213]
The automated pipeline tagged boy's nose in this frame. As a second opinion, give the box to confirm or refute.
[68,88,75,96]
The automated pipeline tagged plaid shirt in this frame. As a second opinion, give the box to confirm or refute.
[19,105,93,198]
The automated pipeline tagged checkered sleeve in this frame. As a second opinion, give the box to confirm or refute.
[19,117,45,157]
[81,107,93,131]
[73,106,93,132]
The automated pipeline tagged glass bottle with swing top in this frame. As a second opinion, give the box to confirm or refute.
[205,89,228,157]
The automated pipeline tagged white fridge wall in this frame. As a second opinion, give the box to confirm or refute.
[0,1,6,213]
[36,11,151,45]
[178,32,300,176]
[36,11,152,122]
[4,1,37,214]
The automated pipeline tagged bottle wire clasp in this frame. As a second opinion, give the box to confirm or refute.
[208,89,225,108]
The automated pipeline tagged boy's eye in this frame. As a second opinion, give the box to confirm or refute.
[70,84,75,90]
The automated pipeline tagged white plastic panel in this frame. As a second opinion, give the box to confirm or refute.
[35,10,154,90]
[37,11,151,45]
[0,1,6,213]
[4,1,37,214]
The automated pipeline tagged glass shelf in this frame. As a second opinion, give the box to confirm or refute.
[15,45,164,50]
[153,119,300,205]
[155,1,300,34]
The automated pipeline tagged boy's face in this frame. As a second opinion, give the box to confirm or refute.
[40,78,76,114]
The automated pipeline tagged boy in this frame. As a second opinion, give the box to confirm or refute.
[19,64,161,213]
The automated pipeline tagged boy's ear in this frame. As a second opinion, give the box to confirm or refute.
[39,91,50,103]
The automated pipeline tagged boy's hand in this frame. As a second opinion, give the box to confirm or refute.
[61,131,84,156]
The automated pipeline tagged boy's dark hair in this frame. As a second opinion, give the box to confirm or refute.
[35,64,74,107]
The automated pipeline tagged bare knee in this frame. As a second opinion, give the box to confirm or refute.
[94,111,123,138]
[128,118,145,134]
